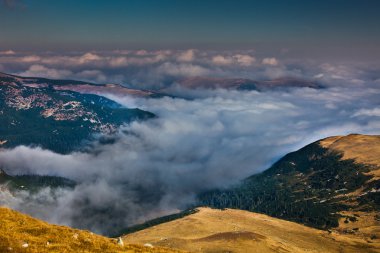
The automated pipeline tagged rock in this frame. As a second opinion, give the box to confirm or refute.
[73,233,79,240]
[117,237,124,246]
[144,243,154,248]
[22,243,28,248]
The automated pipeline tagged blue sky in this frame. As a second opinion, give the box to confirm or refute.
[0,0,380,58]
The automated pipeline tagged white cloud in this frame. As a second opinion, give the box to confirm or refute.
[233,54,256,66]
[19,65,72,79]
[78,53,102,63]
[20,55,41,63]
[177,49,195,62]
[262,57,279,66]
[212,55,233,65]
[353,108,380,117]
[0,50,16,55]
[156,62,210,77]
[212,54,255,66]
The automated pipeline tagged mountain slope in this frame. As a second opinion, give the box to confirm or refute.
[123,207,379,253]
[0,206,185,253]
[0,72,154,153]
[198,134,380,238]
[170,76,323,91]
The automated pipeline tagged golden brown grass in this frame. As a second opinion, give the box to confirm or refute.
[123,207,380,253]
[320,134,380,179]
[0,207,186,253]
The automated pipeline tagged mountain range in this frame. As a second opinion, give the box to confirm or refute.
[0,73,378,252]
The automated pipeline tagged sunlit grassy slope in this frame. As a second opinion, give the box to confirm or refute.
[320,134,380,180]
[123,207,380,253]
[0,207,185,253]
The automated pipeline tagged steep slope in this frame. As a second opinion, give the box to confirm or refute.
[0,206,185,253]
[198,134,380,239]
[0,72,154,153]
[123,207,379,253]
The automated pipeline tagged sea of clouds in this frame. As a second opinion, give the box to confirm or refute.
[0,49,380,235]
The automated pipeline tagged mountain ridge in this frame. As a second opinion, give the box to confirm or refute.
[198,134,380,236]
[0,72,155,153]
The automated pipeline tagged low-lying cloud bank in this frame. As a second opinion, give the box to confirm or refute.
[0,72,380,234]
[2,49,379,91]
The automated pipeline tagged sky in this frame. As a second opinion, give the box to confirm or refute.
[1,0,380,59]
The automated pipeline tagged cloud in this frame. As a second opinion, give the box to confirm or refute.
[0,49,336,89]
[18,64,110,83]
[234,54,256,66]
[177,49,196,62]
[212,55,233,65]
[156,62,210,77]
[1,78,380,235]
[19,65,72,79]
[78,52,102,63]
[353,107,380,117]
[20,55,41,63]
[211,54,255,66]
[0,50,16,55]
[262,57,279,66]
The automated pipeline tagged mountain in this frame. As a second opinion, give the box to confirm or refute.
[0,72,155,153]
[198,134,380,238]
[170,76,323,91]
[0,72,158,98]
[0,206,185,253]
[0,168,75,193]
[122,207,379,253]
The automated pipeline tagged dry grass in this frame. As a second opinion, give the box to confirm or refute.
[123,207,380,253]
[0,207,186,253]
[320,134,380,179]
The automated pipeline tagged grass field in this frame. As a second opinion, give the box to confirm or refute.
[123,207,380,253]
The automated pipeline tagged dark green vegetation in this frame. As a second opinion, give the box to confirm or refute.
[0,74,154,154]
[114,209,198,237]
[198,142,380,230]
[0,168,75,192]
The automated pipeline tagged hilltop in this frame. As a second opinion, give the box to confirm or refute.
[123,207,379,253]
[199,134,380,239]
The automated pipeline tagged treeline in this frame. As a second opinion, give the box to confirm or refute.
[198,142,377,230]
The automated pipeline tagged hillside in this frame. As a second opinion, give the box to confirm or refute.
[123,207,380,253]
[0,168,75,193]
[169,77,323,91]
[0,72,154,153]
[198,134,380,239]
[0,206,185,253]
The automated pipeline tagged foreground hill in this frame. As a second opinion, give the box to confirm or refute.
[0,207,185,253]
[199,134,380,240]
[123,207,379,253]
[0,72,154,153]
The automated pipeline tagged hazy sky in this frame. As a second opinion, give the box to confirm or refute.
[1,0,379,59]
